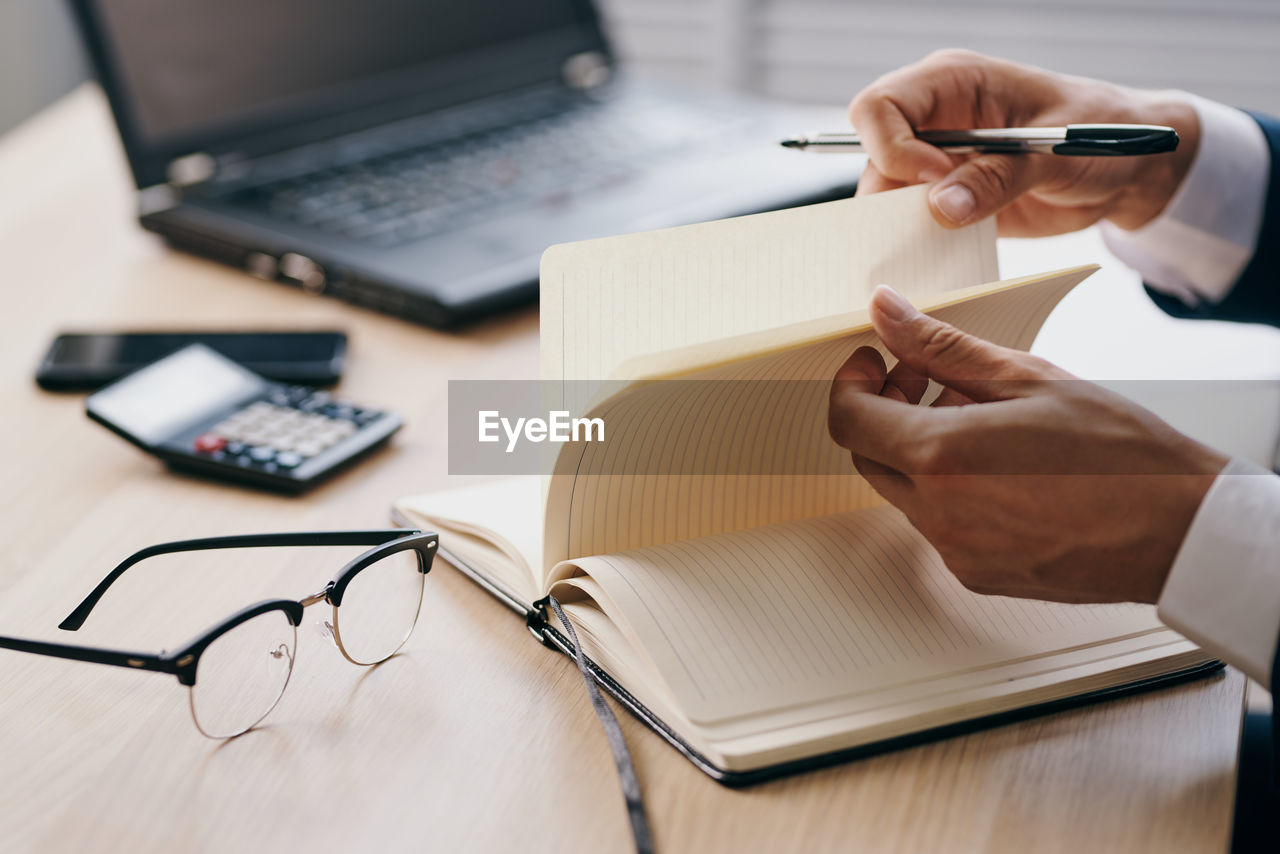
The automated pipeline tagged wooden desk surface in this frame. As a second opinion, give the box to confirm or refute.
[0,87,1242,854]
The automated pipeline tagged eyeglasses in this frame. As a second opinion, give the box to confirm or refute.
[0,529,437,738]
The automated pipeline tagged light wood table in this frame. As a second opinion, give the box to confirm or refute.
[0,86,1243,854]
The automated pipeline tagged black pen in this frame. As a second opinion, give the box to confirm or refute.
[780,124,1178,156]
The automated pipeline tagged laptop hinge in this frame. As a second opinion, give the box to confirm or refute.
[166,152,218,189]
[161,150,255,203]
[138,183,180,216]
[562,51,611,90]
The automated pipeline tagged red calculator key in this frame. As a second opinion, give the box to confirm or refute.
[193,433,226,454]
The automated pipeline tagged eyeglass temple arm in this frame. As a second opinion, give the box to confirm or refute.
[59,530,419,632]
[0,634,175,675]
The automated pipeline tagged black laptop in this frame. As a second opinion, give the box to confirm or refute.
[70,0,860,327]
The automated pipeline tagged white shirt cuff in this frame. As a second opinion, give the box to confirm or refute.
[1157,458,1280,685]
[1100,94,1270,307]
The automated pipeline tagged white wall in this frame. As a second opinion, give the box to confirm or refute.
[0,0,87,135]
[598,0,1280,114]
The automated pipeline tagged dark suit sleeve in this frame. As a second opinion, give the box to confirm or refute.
[1145,111,1280,328]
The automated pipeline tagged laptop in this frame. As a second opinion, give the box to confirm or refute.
[70,0,861,327]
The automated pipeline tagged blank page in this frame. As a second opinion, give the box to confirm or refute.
[394,478,543,605]
[540,184,997,387]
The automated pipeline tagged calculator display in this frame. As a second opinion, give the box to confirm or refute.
[87,345,264,445]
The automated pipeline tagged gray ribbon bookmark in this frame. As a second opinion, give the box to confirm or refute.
[547,595,655,854]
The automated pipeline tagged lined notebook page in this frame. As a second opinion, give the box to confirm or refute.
[541,267,1095,574]
[548,505,1164,725]
[539,184,997,387]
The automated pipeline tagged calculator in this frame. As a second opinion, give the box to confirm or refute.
[86,344,402,493]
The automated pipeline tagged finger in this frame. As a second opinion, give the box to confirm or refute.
[884,358,929,405]
[927,153,1048,228]
[931,387,973,407]
[848,88,953,184]
[869,285,1050,402]
[831,345,888,392]
[837,344,929,406]
[850,453,915,506]
[829,361,930,469]
[854,163,911,197]
[994,193,1112,238]
[834,344,924,416]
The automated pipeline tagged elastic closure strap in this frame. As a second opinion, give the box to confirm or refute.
[525,600,554,647]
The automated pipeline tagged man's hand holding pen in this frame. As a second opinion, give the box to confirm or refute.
[842,49,1201,234]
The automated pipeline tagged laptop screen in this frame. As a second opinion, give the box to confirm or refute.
[77,0,605,184]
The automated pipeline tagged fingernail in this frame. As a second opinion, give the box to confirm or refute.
[872,285,918,322]
[931,183,976,223]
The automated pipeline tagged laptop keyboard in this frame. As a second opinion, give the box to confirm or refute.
[246,97,720,248]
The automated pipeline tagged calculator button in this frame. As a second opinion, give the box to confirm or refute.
[295,440,325,458]
[354,409,380,425]
[224,441,247,457]
[193,433,226,454]
[248,446,276,463]
[211,420,242,438]
[274,451,303,468]
[299,393,331,413]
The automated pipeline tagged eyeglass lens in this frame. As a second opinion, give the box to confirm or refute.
[189,609,297,738]
[332,550,425,666]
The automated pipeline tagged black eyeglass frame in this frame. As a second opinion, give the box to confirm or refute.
[0,530,437,690]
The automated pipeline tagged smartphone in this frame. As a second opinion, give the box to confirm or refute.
[36,331,347,391]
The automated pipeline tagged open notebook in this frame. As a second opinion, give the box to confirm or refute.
[394,185,1217,784]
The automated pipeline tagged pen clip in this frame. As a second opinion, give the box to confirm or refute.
[1053,125,1179,156]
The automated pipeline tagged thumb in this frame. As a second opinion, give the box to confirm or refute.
[868,285,1042,402]
[928,153,1044,228]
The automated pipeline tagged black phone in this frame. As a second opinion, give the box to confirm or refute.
[36,331,347,391]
